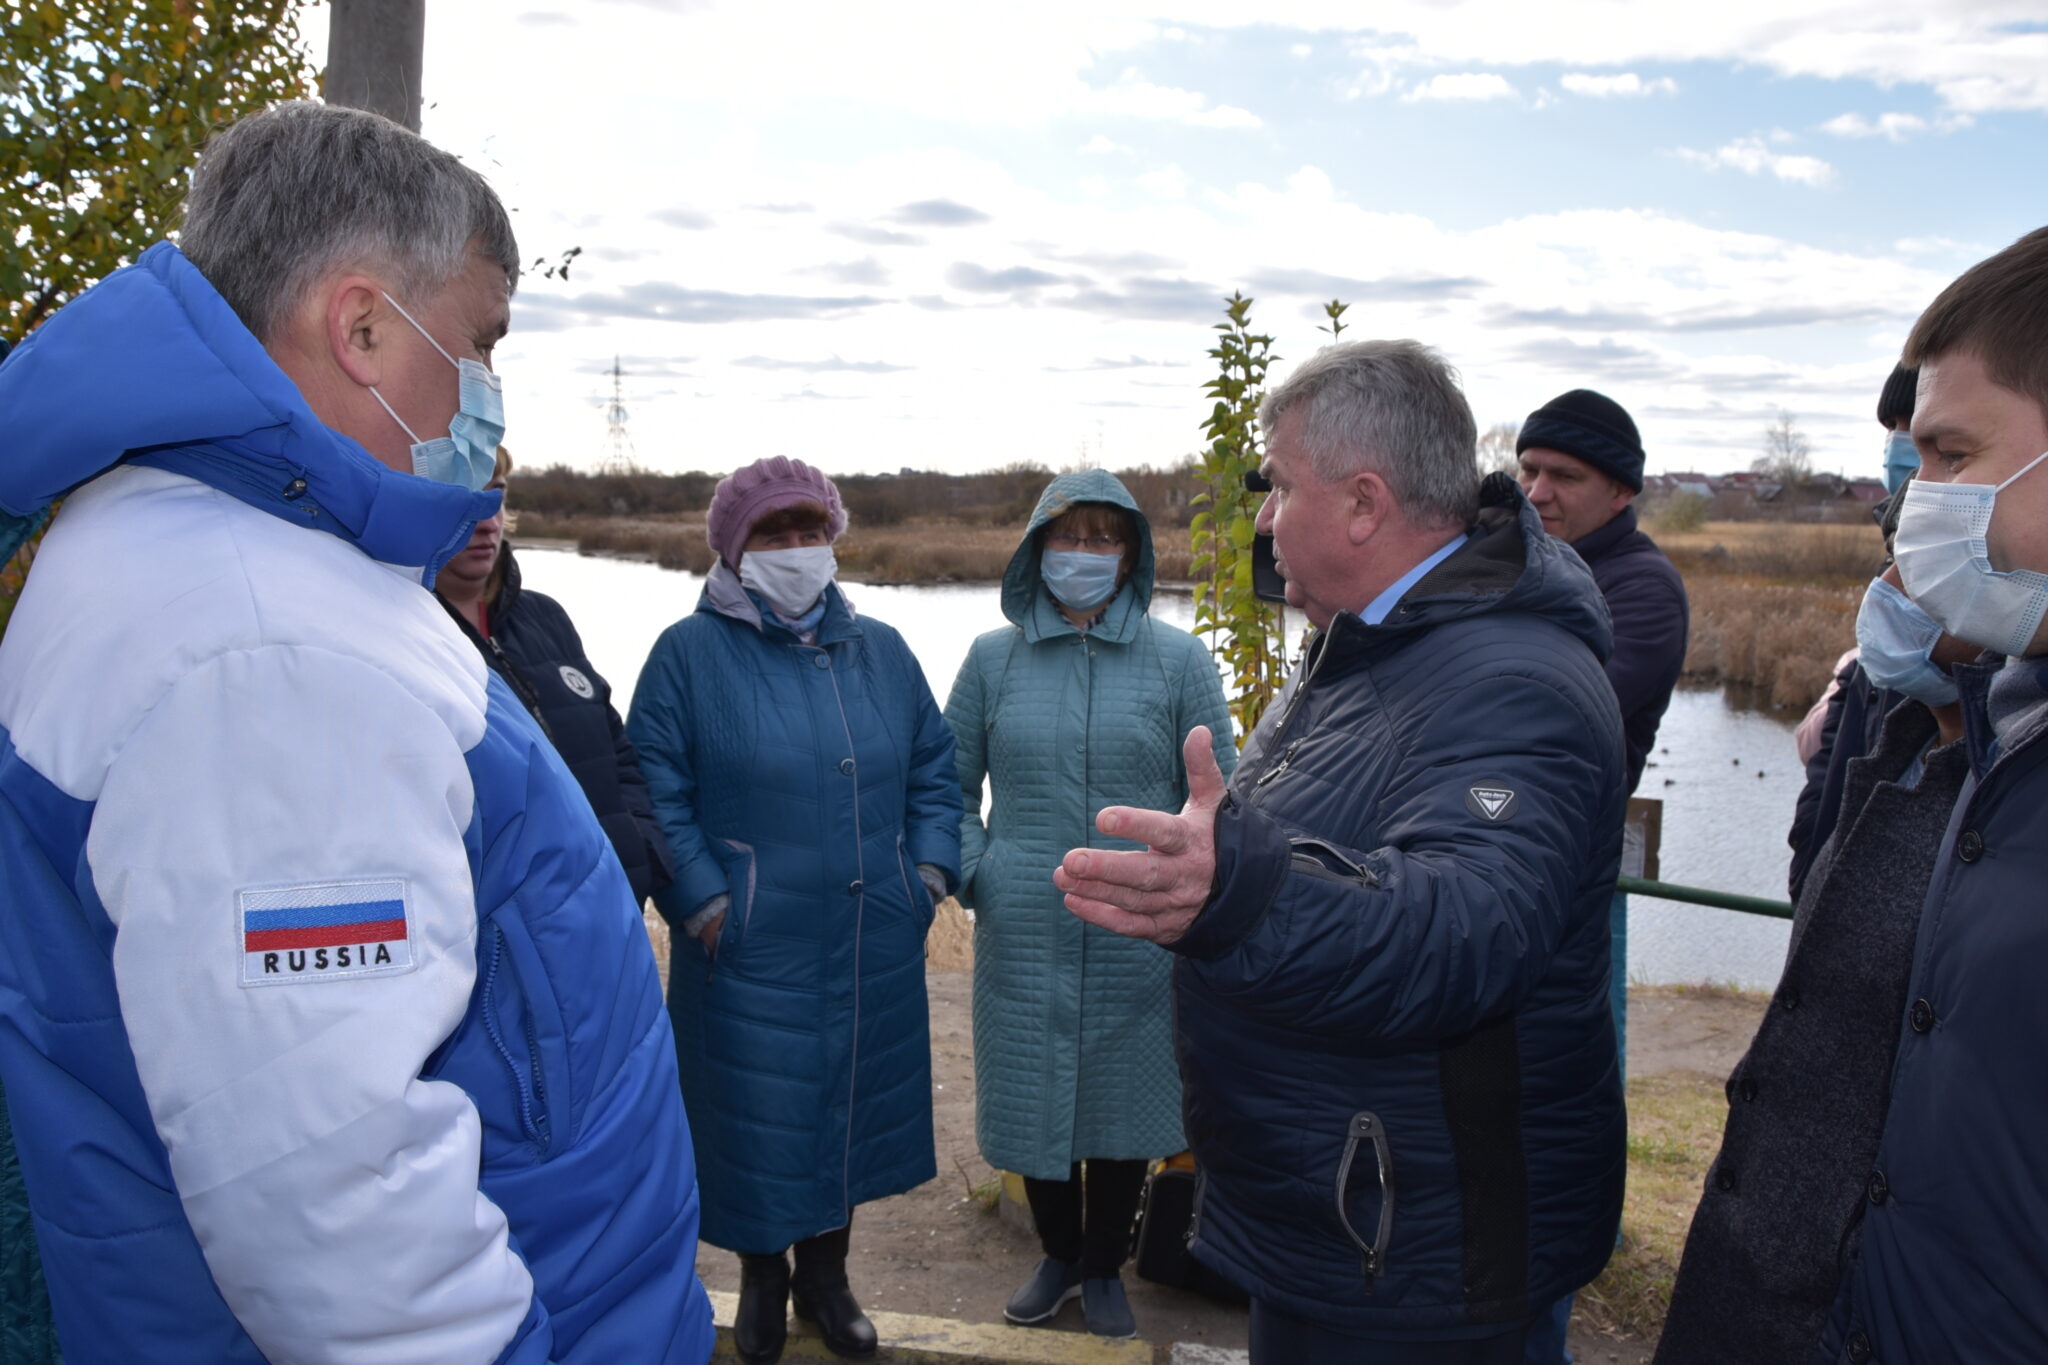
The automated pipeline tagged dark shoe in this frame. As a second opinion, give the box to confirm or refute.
[1082,1274,1137,1339]
[1004,1256,1083,1326]
[791,1277,878,1360]
[735,1252,791,1365]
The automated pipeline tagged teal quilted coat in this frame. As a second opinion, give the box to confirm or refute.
[944,471,1235,1180]
[629,574,962,1255]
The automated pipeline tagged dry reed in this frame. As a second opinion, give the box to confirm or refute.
[515,512,1196,586]
[1681,577,1861,710]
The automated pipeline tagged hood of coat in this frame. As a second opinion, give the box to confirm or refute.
[0,242,498,584]
[1323,471,1614,665]
[1001,469,1157,643]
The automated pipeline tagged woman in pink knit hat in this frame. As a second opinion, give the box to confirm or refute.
[627,456,963,1365]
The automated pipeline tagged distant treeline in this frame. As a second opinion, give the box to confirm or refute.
[511,461,1203,529]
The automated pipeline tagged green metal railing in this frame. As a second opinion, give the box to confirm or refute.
[1617,875,1794,921]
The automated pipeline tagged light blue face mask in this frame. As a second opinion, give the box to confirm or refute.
[1883,431,1919,496]
[1041,549,1122,613]
[368,292,505,491]
[1856,576,1960,706]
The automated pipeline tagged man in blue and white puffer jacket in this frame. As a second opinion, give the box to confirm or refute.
[0,103,712,1363]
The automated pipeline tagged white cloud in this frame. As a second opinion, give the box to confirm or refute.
[1820,111,1928,140]
[1402,72,1518,103]
[1289,42,1313,58]
[1561,72,1678,97]
[1093,70,1262,126]
[1676,136,1837,186]
[1313,2,2048,115]
[1136,165,1190,199]
[1080,134,1131,155]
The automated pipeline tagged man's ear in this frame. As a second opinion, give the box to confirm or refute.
[325,276,390,390]
[1608,479,1636,518]
[1347,469,1393,546]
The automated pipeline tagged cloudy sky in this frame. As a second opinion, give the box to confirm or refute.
[302,1,2048,479]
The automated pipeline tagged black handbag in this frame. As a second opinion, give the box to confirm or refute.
[1131,1164,1249,1303]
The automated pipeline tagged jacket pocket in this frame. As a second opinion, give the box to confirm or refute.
[897,833,936,933]
[712,837,758,963]
[1335,1111,1395,1291]
[1290,837,1379,888]
[478,919,567,1157]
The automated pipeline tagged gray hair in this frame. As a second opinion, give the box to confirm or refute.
[179,101,519,342]
[1260,339,1479,528]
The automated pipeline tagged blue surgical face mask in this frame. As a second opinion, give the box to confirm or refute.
[1883,431,1919,496]
[1041,549,1122,613]
[1855,576,1961,706]
[368,292,505,491]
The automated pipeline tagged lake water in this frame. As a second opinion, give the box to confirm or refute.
[519,545,1798,992]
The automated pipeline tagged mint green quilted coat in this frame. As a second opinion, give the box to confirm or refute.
[943,471,1235,1180]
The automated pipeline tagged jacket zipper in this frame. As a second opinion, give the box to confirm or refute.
[1254,739,1303,789]
[818,646,866,1222]
[1336,1110,1396,1291]
[478,926,544,1146]
[1252,638,1334,788]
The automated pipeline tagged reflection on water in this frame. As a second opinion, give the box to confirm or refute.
[1630,686,1796,991]
[520,547,1797,991]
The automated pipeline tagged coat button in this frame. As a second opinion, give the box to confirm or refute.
[283,477,308,500]
[847,880,863,896]
[1909,999,1936,1033]
[1867,1170,1888,1205]
[839,758,856,776]
[1957,829,1984,862]
[1737,1076,1758,1102]
[812,654,831,669]
[1714,1166,1735,1193]
[1847,1330,1873,1362]
[1779,987,1800,1011]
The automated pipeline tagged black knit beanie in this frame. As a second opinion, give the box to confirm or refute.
[1877,364,1918,428]
[1515,389,1645,493]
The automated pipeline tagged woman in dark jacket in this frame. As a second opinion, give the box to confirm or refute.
[628,455,962,1365]
[435,447,675,905]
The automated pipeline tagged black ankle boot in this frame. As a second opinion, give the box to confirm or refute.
[735,1252,791,1365]
[791,1224,876,1360]
[791,1277,877,1360]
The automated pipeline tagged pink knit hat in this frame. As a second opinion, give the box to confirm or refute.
[704,456,848,567]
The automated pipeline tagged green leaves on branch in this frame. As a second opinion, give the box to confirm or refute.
[2,0,317,344]
[1192,291,1286,741]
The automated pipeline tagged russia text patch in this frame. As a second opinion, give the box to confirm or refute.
[239,879,416,988]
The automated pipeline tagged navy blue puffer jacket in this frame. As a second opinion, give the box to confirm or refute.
[1170,476,1628,1338]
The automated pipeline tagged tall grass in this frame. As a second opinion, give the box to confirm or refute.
[1682,578,1862,710]
[1662,522,1875,710]
[1656,521,1880,588]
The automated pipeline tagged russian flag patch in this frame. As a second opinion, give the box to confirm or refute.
[239,880,416,988]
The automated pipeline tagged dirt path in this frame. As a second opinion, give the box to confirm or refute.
[689,972,1768,1361]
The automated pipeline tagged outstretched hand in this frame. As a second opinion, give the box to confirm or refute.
[1054,726,1228,945]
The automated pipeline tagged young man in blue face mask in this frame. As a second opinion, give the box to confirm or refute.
[1655,375,1979,1365]
[1774,223,2048,1365]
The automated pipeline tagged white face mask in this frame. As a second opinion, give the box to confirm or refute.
[740,545,837,620]
[1893,448,2048,656]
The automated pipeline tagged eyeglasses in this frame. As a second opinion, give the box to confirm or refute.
[1046,534,1125,552]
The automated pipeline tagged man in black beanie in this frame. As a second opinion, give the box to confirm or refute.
[1515,388,1688,1365]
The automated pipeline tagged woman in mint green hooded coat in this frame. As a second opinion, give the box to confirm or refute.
[945,470,1234,1337]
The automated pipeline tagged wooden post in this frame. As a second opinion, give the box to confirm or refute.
[327,0,426,132]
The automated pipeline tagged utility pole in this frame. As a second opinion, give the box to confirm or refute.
[326,0,426,132]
